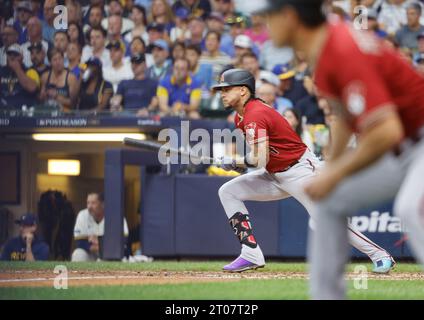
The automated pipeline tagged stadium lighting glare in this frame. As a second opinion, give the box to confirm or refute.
[32,133,146,142]
[48,159,81,176]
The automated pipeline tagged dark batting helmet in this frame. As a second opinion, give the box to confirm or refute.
[212,69,256,95]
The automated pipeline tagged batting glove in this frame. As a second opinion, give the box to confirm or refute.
[215,156,244,173]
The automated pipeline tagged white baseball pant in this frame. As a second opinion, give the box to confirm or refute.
[218,149,391,266]
[309,128,424,299]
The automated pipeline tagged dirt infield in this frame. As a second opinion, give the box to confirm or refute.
[1,270,423,288]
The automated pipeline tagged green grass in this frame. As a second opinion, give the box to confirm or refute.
[0,260,421,273]
[0,261,423,300]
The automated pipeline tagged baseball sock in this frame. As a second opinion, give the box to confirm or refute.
[229,212,257,248]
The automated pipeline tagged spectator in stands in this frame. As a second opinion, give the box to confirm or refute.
[186,44,214,90]
[124,4,149,45]
[130,36,154,67]
[67,22,85,48]
[414,31,424,62]
[21,17,49,68]
[244,13,269,49]
[157,57,202,119]
[150,0,175,34]
[225,35,253,69]
[241,52,279,91]
[82,27,111,67]
[29,42,49,77]
[206,11,234,56]
[41,0,57,44]
[112,53,158,115]
[102,0,134,35]
[206,11,226,35]
[294,74,325,125]
[13,1,33,44]
[146,22,166,45]
[71,192,129,262]
[146,39,172,81]
[260,39,294,71]
[186,16,206,49]
[366,9,388,38]
[378,0,409,35]
[0,25,19,66]
[53,31,70,65]
[40,48,79,111]
[0,44,39,109]
[200,31,231,83]
[213,0,238,21]
[67,42,84,81]
[171,41,186,62]
[170,7,190,42]
[79,57,113,110]
[29,0,43,19]
[172,0,212,19]
[0,213,49,261]
[83,4,104,33]
[292,51,309,81]
[416,53,424,74]
[395,2,424,50]
[106,14,127,47]
[103,40,133,92]
[66,0,83,25]
[283,108,315,153]
[273,63,308,106]
[226,15,246,37]
[257,82,290,113]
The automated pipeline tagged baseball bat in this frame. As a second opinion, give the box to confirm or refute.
[123,137,215,163]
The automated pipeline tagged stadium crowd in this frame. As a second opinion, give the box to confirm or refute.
[0,0,424,153]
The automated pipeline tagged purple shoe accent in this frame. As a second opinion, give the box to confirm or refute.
[222,256,264,273]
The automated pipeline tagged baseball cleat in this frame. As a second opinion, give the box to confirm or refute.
[222,256,265,273]
[372,256,396,274]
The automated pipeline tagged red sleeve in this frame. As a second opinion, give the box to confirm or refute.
[334,50,395,132]
[243,111,269,145]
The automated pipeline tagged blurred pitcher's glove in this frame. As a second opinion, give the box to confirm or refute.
[214,156,245,173]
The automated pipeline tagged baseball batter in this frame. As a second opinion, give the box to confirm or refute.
[212,68,394,273]
[258,0,424,299]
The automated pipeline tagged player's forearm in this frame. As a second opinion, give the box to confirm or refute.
[329,114,404,180]
[327,117,352,162]
[237,141,269,169]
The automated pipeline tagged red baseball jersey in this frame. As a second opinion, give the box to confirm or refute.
[315,19,424,139]
[234,99,307,173]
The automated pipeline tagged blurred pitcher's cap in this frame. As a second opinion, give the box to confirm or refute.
[6,43,22,55]
[15,213,37,226]
[417,32,424,40]
[253,0,325,15]
[234,35,253,49]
